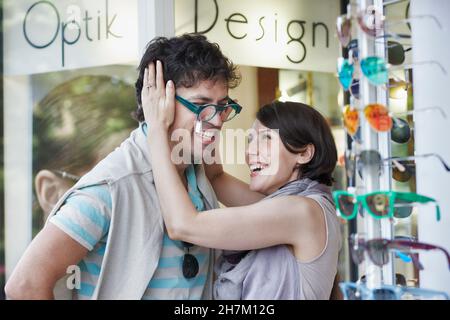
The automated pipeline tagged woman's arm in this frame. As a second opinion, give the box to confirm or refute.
[142,61,326,260]
[205,162,265,207]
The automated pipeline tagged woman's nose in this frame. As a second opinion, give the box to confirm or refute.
[246,139,258,156]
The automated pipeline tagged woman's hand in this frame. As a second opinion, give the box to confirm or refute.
[141,60,176,132]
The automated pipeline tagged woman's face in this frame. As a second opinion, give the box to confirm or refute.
[246,120,300,195]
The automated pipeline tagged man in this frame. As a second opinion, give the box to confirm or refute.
[5,34,241,299]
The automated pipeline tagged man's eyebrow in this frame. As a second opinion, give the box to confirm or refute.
[187,95,229,102]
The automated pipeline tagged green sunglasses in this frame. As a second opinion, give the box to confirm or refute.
[175,95,242,122]
[333,190,441,221]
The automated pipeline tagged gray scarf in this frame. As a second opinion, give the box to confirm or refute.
[265,177,333,201]
[214,177,337,300]
[222,177,333,263]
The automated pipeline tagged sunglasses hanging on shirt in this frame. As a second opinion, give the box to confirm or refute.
[181,241,199,279]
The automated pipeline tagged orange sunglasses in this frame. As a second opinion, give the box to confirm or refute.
[343,104,393,136]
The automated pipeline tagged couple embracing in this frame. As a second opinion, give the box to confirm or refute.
[6,34,341,300]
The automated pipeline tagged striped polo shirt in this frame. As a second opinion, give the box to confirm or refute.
[50,149,210,299]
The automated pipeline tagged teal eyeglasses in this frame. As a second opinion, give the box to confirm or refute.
[175,95,242,122]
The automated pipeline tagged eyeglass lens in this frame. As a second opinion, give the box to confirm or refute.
[366,240,390,266]
[198,105,237,122]
[338,194,357,218]
[366,193,391,217]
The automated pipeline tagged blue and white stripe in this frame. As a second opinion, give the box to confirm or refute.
[50,172,210,300]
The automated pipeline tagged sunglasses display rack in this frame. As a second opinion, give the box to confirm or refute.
[338,0,400,294]
[336,0,450,299]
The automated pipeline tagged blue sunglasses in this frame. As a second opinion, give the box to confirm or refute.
[338,56,447,90]
[340,282,449,300]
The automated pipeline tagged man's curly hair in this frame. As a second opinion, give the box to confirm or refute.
[133,34,241,122]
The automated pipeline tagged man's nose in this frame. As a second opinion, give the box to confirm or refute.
[208,112,224,128]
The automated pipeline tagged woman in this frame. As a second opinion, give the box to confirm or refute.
[142,61,341,299]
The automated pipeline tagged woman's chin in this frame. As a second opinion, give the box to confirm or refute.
[249,181,262,193]
[249,180,269,195]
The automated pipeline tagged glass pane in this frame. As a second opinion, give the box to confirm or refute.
[393,198,413,218]
[221,106,236,122]
[31,67,137,233]
[198,105,217,122]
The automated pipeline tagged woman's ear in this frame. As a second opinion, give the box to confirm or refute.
[35,170,66,215]
[296,143,315,165]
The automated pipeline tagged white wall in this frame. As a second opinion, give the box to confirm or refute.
[4,76,33,279]
[411,0,450,294]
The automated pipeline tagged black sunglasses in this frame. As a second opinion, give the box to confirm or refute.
[348,39,412,66]
[391,107,447,144]
[344,148,450,185]
[359,272,407,287]
[182,241,199,279]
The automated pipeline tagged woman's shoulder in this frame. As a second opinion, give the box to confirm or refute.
[263,194,322,213]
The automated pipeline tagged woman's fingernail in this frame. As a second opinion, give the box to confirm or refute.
[167,80,173,87]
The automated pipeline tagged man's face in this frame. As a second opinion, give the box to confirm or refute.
[169,79,229,164]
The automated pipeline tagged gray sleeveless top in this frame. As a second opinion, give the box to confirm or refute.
[214,178,342,300]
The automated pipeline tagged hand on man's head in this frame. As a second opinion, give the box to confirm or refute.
[141,60,176,132]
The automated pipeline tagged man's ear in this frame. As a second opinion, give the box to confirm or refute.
[35,170,64,215]
[297,144,315,165]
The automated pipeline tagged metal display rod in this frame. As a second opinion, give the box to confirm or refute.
[356,0,395,288]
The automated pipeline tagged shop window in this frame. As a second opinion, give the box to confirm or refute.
[31,65,138,233]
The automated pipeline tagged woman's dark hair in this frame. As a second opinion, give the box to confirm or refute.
[256,101,337,186]
[133,33,241,122]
